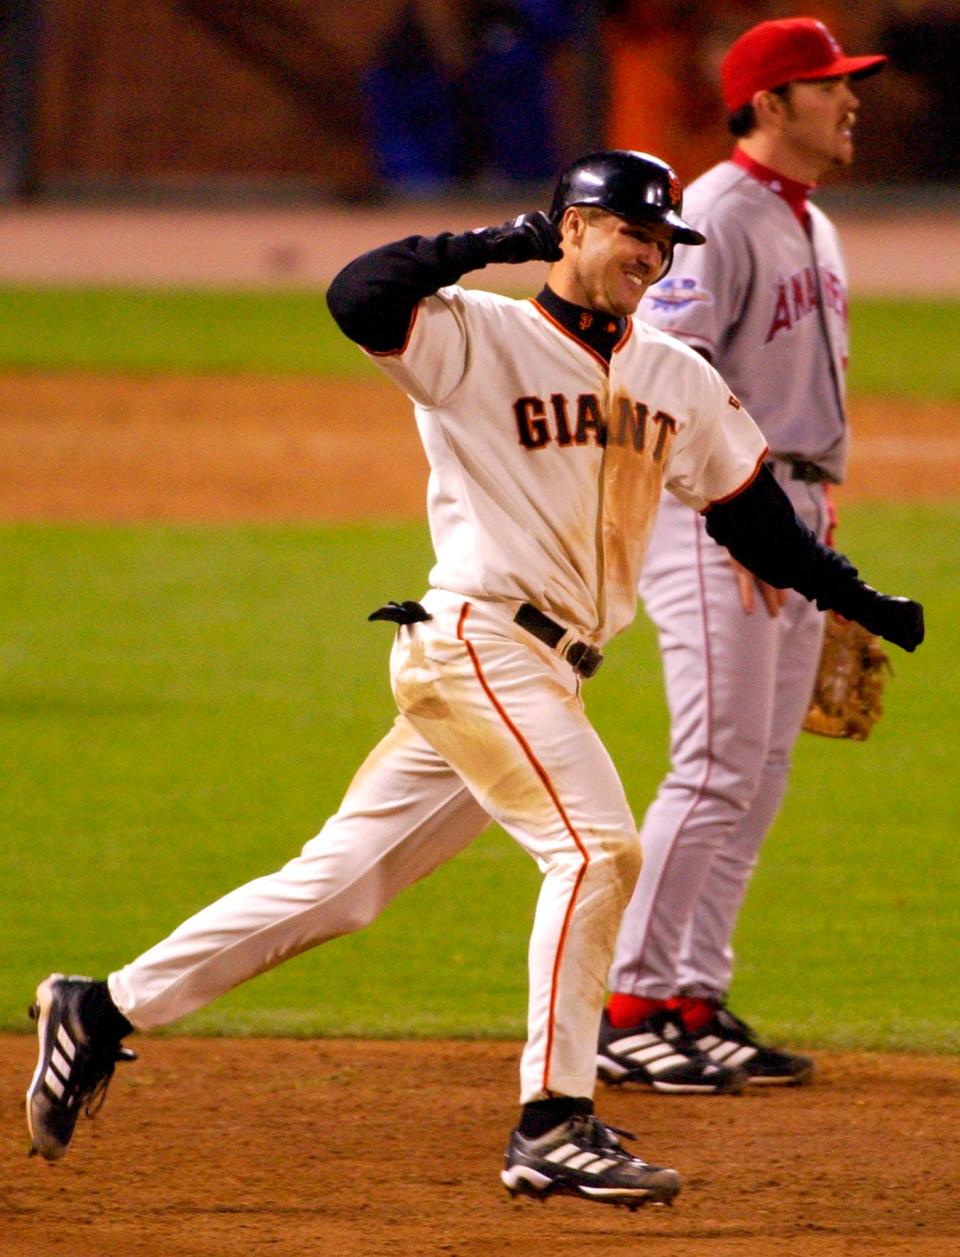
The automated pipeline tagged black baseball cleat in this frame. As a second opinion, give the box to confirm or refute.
[26,973,136,1160]
[597,1008,747,1094]
[692,1005,814,1085]
[501,1112,681,1209]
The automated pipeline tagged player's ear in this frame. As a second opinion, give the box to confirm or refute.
[560,206,587,248]
[753,87,789,130]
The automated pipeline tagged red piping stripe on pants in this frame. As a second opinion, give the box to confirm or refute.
[634,511,717,964]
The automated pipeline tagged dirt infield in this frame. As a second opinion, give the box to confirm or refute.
[4,370,958,1255]
[6,1036,960,1257]
[0,374,957,521]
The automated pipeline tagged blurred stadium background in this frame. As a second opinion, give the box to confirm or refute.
[0,0,958,292]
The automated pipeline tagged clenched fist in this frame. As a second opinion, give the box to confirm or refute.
[474,212,564,265]
[840,585,925,653]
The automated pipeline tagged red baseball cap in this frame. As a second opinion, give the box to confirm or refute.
[720,18,887,113]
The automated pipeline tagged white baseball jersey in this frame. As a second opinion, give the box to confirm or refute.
[640,160,849,481]
[369,285,768,644]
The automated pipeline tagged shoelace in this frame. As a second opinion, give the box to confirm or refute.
[72,1042,137,1118]
[569,1114,638,1159]
[654,1010,715,1060]
[714,1006,760,1045]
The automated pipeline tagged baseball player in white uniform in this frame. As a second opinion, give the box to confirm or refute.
[26,147,922,1209]
[599,19,889,1094]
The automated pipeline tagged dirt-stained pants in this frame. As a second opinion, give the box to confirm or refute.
[110,589,642,1103]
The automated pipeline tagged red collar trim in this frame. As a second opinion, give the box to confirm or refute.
[732,148,813,226]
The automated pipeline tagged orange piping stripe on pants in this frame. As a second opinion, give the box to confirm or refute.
[456,602,590,1092]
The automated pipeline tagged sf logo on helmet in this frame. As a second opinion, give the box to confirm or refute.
[668,171,682,208]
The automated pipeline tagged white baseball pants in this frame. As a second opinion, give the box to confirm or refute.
[109,589,642,1104]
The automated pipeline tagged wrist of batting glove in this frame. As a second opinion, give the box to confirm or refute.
[473,211,563,265]
[828,583,925,652]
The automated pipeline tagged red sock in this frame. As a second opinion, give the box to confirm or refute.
[606,993,670,1029]
[669,996,718,1033]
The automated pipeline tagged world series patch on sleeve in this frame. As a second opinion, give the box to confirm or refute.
[803,611,892,741]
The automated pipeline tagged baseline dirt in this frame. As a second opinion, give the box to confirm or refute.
[0,374,957,521]
[4,372,957,1256]
[5,1036,959,1257]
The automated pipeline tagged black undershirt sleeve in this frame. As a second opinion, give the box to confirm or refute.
[327,239,922,652]
[704,464,857,604]
[325,232,493,353]
[704,465,921,651]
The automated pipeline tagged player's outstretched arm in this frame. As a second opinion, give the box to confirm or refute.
[704,465,924,652]
[326,212,562,354]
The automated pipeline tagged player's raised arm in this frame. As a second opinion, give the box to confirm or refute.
[325,213,562,354]
[703,464,924,652]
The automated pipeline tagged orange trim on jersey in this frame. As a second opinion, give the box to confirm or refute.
[456,601,590,1093]
[612,318,634,355]
[365,302,420,358]
[824,482,838,548]
[701,446,770,512]
[530,300,611,373]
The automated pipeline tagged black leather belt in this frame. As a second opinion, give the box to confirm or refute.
[514,602,603,678]
[767,458,830,484]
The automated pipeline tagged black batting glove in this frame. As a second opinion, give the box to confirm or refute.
[473,212,564,265]
[831,585,925,652]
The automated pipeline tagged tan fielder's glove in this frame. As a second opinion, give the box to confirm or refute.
[803,611,892,741]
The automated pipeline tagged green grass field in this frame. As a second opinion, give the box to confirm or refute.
[1,287,959,397]
[1,287,957,1052]
[0,288,371,376]
[2,508,956,1050]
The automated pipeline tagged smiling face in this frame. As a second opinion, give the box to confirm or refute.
[548,208,674,317]
[763,76,861,181]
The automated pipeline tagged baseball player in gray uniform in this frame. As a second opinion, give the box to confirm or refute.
[599,18,889,1094]
[26,148,922,1209]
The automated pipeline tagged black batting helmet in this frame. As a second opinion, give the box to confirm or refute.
[549,149,705,247]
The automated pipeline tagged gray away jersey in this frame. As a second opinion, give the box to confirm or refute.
[640,160,849,482]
